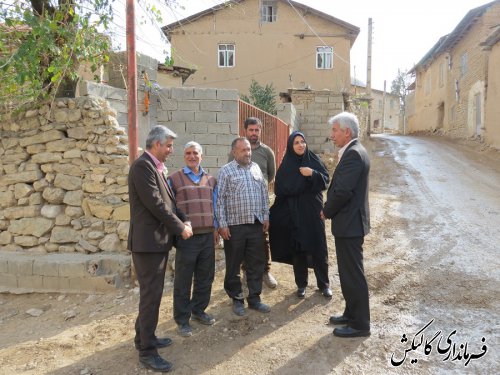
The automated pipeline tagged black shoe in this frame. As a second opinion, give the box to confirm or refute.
[329,315,348,325]
[248,302,271,313]
[321,287,333,299]
[297,288,306,299]
[232,300,245,316]
[177,323,193,337]
[139,354,174,372]
[192,312,215,325]
[135,337,173,350]
[333,326,371,338]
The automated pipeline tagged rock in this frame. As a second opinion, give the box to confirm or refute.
[31,152,63,164]
[87,231,104,240]
[67,127,89,140]
[98,233,121,251]
[0,231,12,245]
[55,214,71,226]
[4,205,41,220]
[26,308,44,317]
[64,149,81,159]
[33,179,49,192]
[29,192,42,205]
[78,239,98,253]
[19,129,65,147]
[42,187,66,204]
[65,206,84,218]
[50,226,81,243]
[59,245,76,253]
[117,221,129,240]
[14,183,34,199]
[54,174,82,190]
[41,205,64,219]
[82,181,104,193]
[0,191,16,208]
[86,199,113,219]
[26,144,46,154]
[14,235,38,247]
[0,170,43,187]
[46,138,77,152]
[8,217,53,237]
[112,204,130,221]
[63,309,77,320]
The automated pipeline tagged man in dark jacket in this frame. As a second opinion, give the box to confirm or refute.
[322,112,371,338]
[128,125,193,371]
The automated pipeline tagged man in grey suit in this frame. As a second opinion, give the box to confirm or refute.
[128,125,193,372]
[321,112,371,338]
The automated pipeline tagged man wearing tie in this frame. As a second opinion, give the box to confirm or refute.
[128,125,193,371]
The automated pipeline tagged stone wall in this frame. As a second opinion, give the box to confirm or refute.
[0,97,131,292]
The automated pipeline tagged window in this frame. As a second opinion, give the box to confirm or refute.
[378,99,382,109]
[261,1,277,23]
[316,46,333,69]
[460,52,468,77]
[218,44,235,67]
[439,62,444,87]
[390,99,394,110]
[424,74,431,95]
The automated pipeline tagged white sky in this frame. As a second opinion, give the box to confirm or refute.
[129,0,492,91]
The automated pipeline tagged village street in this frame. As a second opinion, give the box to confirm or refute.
[0,134,499,374]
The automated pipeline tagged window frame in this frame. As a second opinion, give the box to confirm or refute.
[261,1,277,23]
[316,46,333,70]
[218,43,235,68]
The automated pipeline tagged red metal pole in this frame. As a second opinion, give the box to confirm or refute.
[126,0,138,163]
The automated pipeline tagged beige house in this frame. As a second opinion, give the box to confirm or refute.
[162,0,359,96]
[406,1,500,149]
[352,85,401,133]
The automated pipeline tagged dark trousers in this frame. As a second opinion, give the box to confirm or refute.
[242,231,271,272]
[173,233,215,325]
[292,252,330,290]
[334,236,370,330]
[224,223,265,305]
[132,252,168,357]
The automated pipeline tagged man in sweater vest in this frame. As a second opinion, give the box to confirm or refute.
[168,141,218,337]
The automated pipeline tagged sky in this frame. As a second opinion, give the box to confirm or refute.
[127,0,492,91]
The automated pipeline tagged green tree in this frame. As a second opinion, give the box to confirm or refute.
[240,79,277,115]
[390,69,412,113]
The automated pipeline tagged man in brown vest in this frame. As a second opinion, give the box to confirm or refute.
[168,141,217,338]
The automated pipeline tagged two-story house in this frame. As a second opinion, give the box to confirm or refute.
[162,0,359,96]
[406,0,500,148]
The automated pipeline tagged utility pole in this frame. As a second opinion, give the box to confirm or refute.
[126,0,138,163]
[382,80,386,133]
[366,18,373,137]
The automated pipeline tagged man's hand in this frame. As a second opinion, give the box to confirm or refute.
[299,167,313,177]
[181,223,193,240]
[320,210,326,220]
[263,220,270,232]
[213,229,221,247]
[218,227,231,241]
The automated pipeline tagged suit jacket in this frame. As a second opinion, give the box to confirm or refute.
[323,139,370,238]
[128,152,187,253]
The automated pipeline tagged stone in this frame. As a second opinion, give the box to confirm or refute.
[87,231,104,240]
[50,226,80,243]
[67,127,89,140]
[63,190,83,206]
[82,182,104,193]
[26,144,46,154]
[44,242,59,252]
[14,183,34,199]
[116,221,129,240]
[55,214,71,226]
[52,163,83,177]
[0,191,16,208]
[26,308,44,317]
[31,152,63,164]
[112,204,130,221]
[78,239,98,253]
[46,139,77,152]
[29,192,42,205]
[59,245,76,253]
[8,217,53,237]
[19,130,65,147]
[98,233,121,252]
[4,205,41,220]
[0,170,43,187]
[14,235,39,247]
[41,205,64,218]
[2,152,29,164]
[65,206,84,218]
[42,187,66,204]
[54,109,69,122]
[33,179,49,192]
[86,199,113,220]
[0,231,12,245]
[85,152,101,165]
[63,149,81,159]
[54,174,82,190]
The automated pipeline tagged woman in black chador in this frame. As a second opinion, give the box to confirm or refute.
[269,131,331,299]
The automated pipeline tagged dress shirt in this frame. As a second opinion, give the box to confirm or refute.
[216,160,269,228]
[338,138,357,161]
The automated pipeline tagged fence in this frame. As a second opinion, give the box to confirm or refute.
[238,100,290,170]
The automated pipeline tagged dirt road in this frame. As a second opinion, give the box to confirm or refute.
[0,134,498,374]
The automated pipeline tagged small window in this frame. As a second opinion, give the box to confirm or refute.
[218,44,235,67]
[439,62,444,87]
[460,52,468,77]
[316,46,333,69]
[261,1,277,23]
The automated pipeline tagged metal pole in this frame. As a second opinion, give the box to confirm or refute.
[126,0,138,163]
[366,18,373,137]
[382,80,386,133]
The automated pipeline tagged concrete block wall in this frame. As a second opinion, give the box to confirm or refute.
[0,252,130,293]
[289,89,344,153]
[157,87,240,177]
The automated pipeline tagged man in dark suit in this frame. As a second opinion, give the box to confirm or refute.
[128,125,193,372]
[322,112,371,338]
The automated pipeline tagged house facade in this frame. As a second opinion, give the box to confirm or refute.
[162,0,359,96]
[406,1,500,149]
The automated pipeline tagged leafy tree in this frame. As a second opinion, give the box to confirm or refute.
[240,79,277,115]
[390,69,412,114]
[0,0,177,110]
